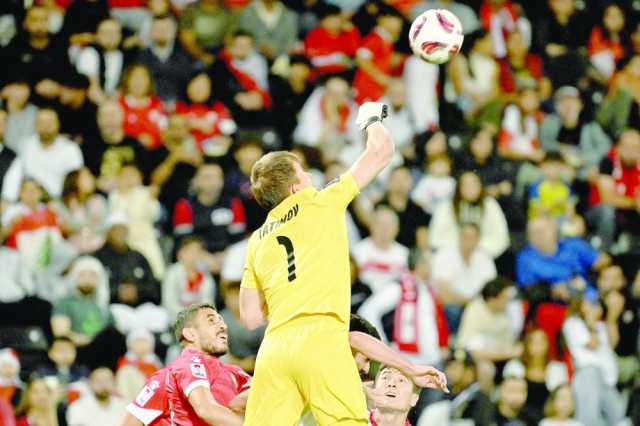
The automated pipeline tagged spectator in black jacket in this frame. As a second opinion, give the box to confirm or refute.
[93,213,159,305]
[136,14,195,104]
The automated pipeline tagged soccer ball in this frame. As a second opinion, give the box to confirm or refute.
[409,9,464,64]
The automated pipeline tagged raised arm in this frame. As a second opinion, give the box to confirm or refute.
[349,331,448,392]
[349,103,395,189]
[188,387,244,426]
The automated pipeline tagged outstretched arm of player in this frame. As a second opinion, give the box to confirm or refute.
[349,331,448,392]
[349,102,395,189]
[188,386,244,426]
[239,287,267,330]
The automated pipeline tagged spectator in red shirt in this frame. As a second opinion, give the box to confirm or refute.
[173,162,246,255]
[175,72,236,157]
[588,128,640,250]
[501,30,552,100]
[304,4,361,77]
[119,64,168,150]
[353,5,404,104]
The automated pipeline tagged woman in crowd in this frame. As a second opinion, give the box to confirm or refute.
[448,29,502,127]
[118,64,167,150]
[520,328,568,421]
[562,290,625,426]
[14,377,63,426]
[429,170,510,258]
[56,168,108,254]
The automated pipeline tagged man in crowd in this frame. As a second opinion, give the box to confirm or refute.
[0,109,23,208]
[457,278,523,362]
[431,223,497,332]
[588,129,640,251]
[516,215,611,299]
[172,162,246,256]
[93,213,158,305]
[353,206,409,294]
[67,367,127,426]
[19,108,84,198]
[137,14,194,104]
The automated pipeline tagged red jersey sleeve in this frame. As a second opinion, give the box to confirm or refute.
[173,356,214,398]
[127,369,168,425]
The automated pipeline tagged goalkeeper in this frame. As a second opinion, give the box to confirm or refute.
[240,103,402,425]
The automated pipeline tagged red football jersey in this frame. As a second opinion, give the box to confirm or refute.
[126,368,170,426]
[165,348,251,425]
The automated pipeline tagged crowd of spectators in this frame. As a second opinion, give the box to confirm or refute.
[0,0,639,425]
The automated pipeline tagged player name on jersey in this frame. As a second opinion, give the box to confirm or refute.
[258,204,299,239]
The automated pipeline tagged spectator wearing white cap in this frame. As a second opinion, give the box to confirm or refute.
[92,212,158,306]
[115,328,162,401]
[51,256,111,347]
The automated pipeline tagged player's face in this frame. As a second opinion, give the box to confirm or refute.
[374,367,418,411]
[292,160,313,192]
[194,308,229,356]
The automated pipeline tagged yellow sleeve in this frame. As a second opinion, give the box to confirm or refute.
[317,171,360,210]
[240,238,259,290]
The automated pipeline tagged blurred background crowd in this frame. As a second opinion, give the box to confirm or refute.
[0,0,639,425]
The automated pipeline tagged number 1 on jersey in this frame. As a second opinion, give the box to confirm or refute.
[276,236,297,282]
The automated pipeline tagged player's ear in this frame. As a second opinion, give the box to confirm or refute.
[410,390,419,407]
[182,326,197,343]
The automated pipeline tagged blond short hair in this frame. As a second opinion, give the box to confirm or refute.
[251,151,299,210]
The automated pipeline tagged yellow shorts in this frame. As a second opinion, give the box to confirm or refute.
[244,316,368,426]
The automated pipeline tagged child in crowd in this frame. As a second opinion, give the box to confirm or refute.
[411,154,456,215]
[162,236,215,321]
[37,337,88,395]
[540,384,583,426]
[528,151,583,236]
[116,328,161,379]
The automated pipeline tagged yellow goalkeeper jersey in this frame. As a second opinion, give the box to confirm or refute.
[241,172,360,334]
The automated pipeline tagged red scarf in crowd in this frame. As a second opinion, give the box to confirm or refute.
[393,273,450,354]
[219,49,272,108]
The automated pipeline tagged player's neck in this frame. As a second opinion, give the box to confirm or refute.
[372,409,408,426]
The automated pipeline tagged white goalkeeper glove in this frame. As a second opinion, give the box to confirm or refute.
[355,102,388,131]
